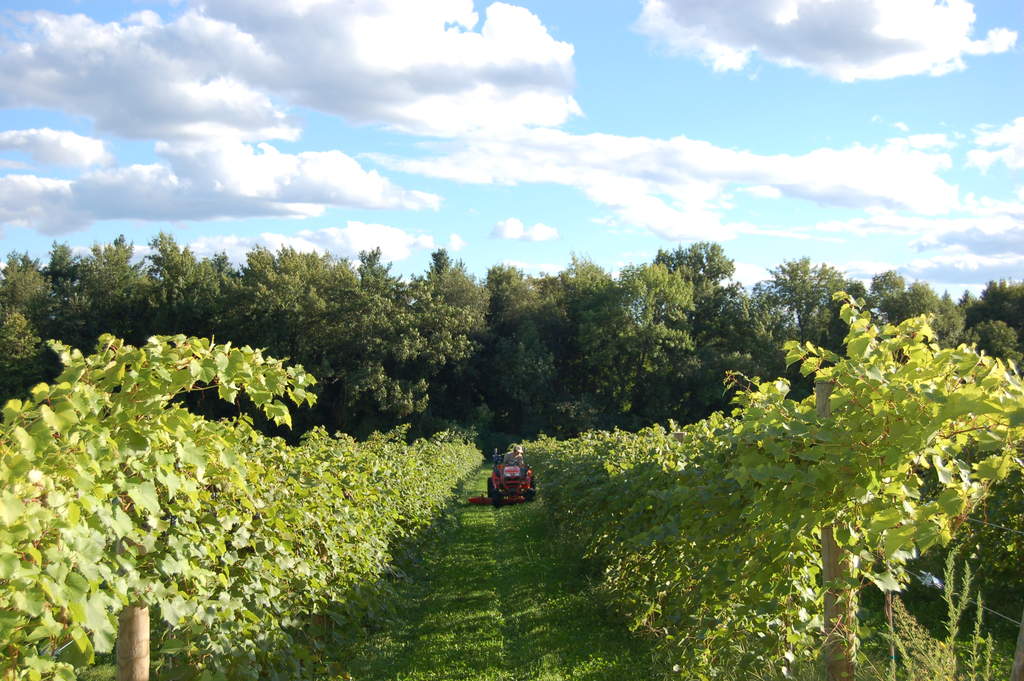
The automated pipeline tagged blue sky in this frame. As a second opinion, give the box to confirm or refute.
[1,0,1022,294]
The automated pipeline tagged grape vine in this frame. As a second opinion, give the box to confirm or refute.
[528,294,1024,677]
[0,334,480,680]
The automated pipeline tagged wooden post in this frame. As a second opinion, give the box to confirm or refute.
[1011,604,1024,681]
[117,604,149,681]
[816,380,855,681]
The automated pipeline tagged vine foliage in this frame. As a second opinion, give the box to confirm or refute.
[528,294,1024,677]
[1,334,480,680]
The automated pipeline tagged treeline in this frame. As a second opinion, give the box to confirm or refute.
[1,234,1022,441]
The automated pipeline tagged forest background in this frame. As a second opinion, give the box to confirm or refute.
[3,236,1022,451]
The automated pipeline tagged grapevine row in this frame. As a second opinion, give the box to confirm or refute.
[0,334,481,680]
[527,294,1024,677]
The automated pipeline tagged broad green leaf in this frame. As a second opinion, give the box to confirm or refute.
[867,508,902,533]
[128,480,161,516]
[935,488,962,517]
[847,334,871,359]
[85,595,115,653]
[61,627,94,666]
[12,426,35,456]
[883,525,917,559]
[0,553,19,578]
[975,455,1013,481]
[931,455,953,485]
[0,492,26,525]
[868,571,901,592]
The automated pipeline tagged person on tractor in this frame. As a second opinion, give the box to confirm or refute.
[503,444,525,466]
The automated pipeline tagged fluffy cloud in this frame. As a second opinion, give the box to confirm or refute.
[502,259,562,274]
[186,222,437,263]
[900,252,1024,285]
[0,175,76,233]
[491,217,559,241]
[636,0,1016,81]
[917,227,1024,256]
[0,129,111,166]
[447,233,467,251]
[0,12,296,142]
[0,141,439,234]
[731,262,771,287]
[967,118,1024,171]
[0,1,578,140]
[374,128,959,241]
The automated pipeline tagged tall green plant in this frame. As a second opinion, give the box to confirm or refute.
[1,335,480,680]
[527,294,1024,678]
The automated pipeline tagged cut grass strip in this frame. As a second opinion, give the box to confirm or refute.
[343,466,658,681]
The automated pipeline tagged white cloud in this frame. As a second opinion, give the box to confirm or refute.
[900,252,1024,285]
[0,129,111,166]
[502,259,562,274]
[0,175,76,234]
[896,133,955,150]
[741,185,783,199]
[0,141,440,234]
[731,262,771,287]
[157,140,441,210]
[838,259,901,280]
[893,122,910,132]
[448,233,467,251]
[0,12,295,142]
[491,217,559,241]
[635,0,1016,81]
[967,117,1024,171]
[186,222,436,263]
[374,128,958,241]
[0,2,578,140]
[778,206,1022,247]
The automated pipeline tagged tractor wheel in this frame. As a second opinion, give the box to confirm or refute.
[491,494,503,508]
[487,478,495,495]
[525,488,536,502]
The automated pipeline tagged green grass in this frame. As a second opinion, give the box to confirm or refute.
[341,466,659,681]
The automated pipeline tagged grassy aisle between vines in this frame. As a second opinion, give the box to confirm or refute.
[342,466,658,681]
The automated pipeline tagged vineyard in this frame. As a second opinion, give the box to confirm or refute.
[0,335,480,680]
[526,294,1024,678]
[3,294,1024,680]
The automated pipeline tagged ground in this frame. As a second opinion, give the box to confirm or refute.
[342,466,660,681]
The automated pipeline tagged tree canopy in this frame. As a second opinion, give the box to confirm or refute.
[0,234,1015,442]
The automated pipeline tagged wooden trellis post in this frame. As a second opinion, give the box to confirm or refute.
[116,604,149,681]
[1011,604,1024,681]
[816,380,855,681]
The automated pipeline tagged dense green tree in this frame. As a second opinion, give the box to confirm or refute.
[966,319,1021,363]
[0,308,48,399]
[142,232,234,338]
[478,264,557,435]
[616,262,693,424]
[962,280,1024,360]
[0,252,49,330]
[868,271,965,346]
[653,242,766,420]
[753,257,848,347]
[41,243,88,348]
[75,236,146,343]
[7,233,1019,444]
[407,250,487,435]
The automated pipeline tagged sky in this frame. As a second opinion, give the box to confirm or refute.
[0,0,1022,295]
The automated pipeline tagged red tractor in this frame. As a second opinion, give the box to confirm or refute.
[469,463,536,507]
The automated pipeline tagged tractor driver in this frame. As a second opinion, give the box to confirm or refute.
[503,444,525,466]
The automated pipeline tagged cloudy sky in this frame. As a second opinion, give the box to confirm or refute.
[0,0,1021,293]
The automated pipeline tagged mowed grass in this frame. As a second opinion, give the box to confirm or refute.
[342,466,659,681]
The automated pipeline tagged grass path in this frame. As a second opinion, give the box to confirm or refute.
[343,466,659,681]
